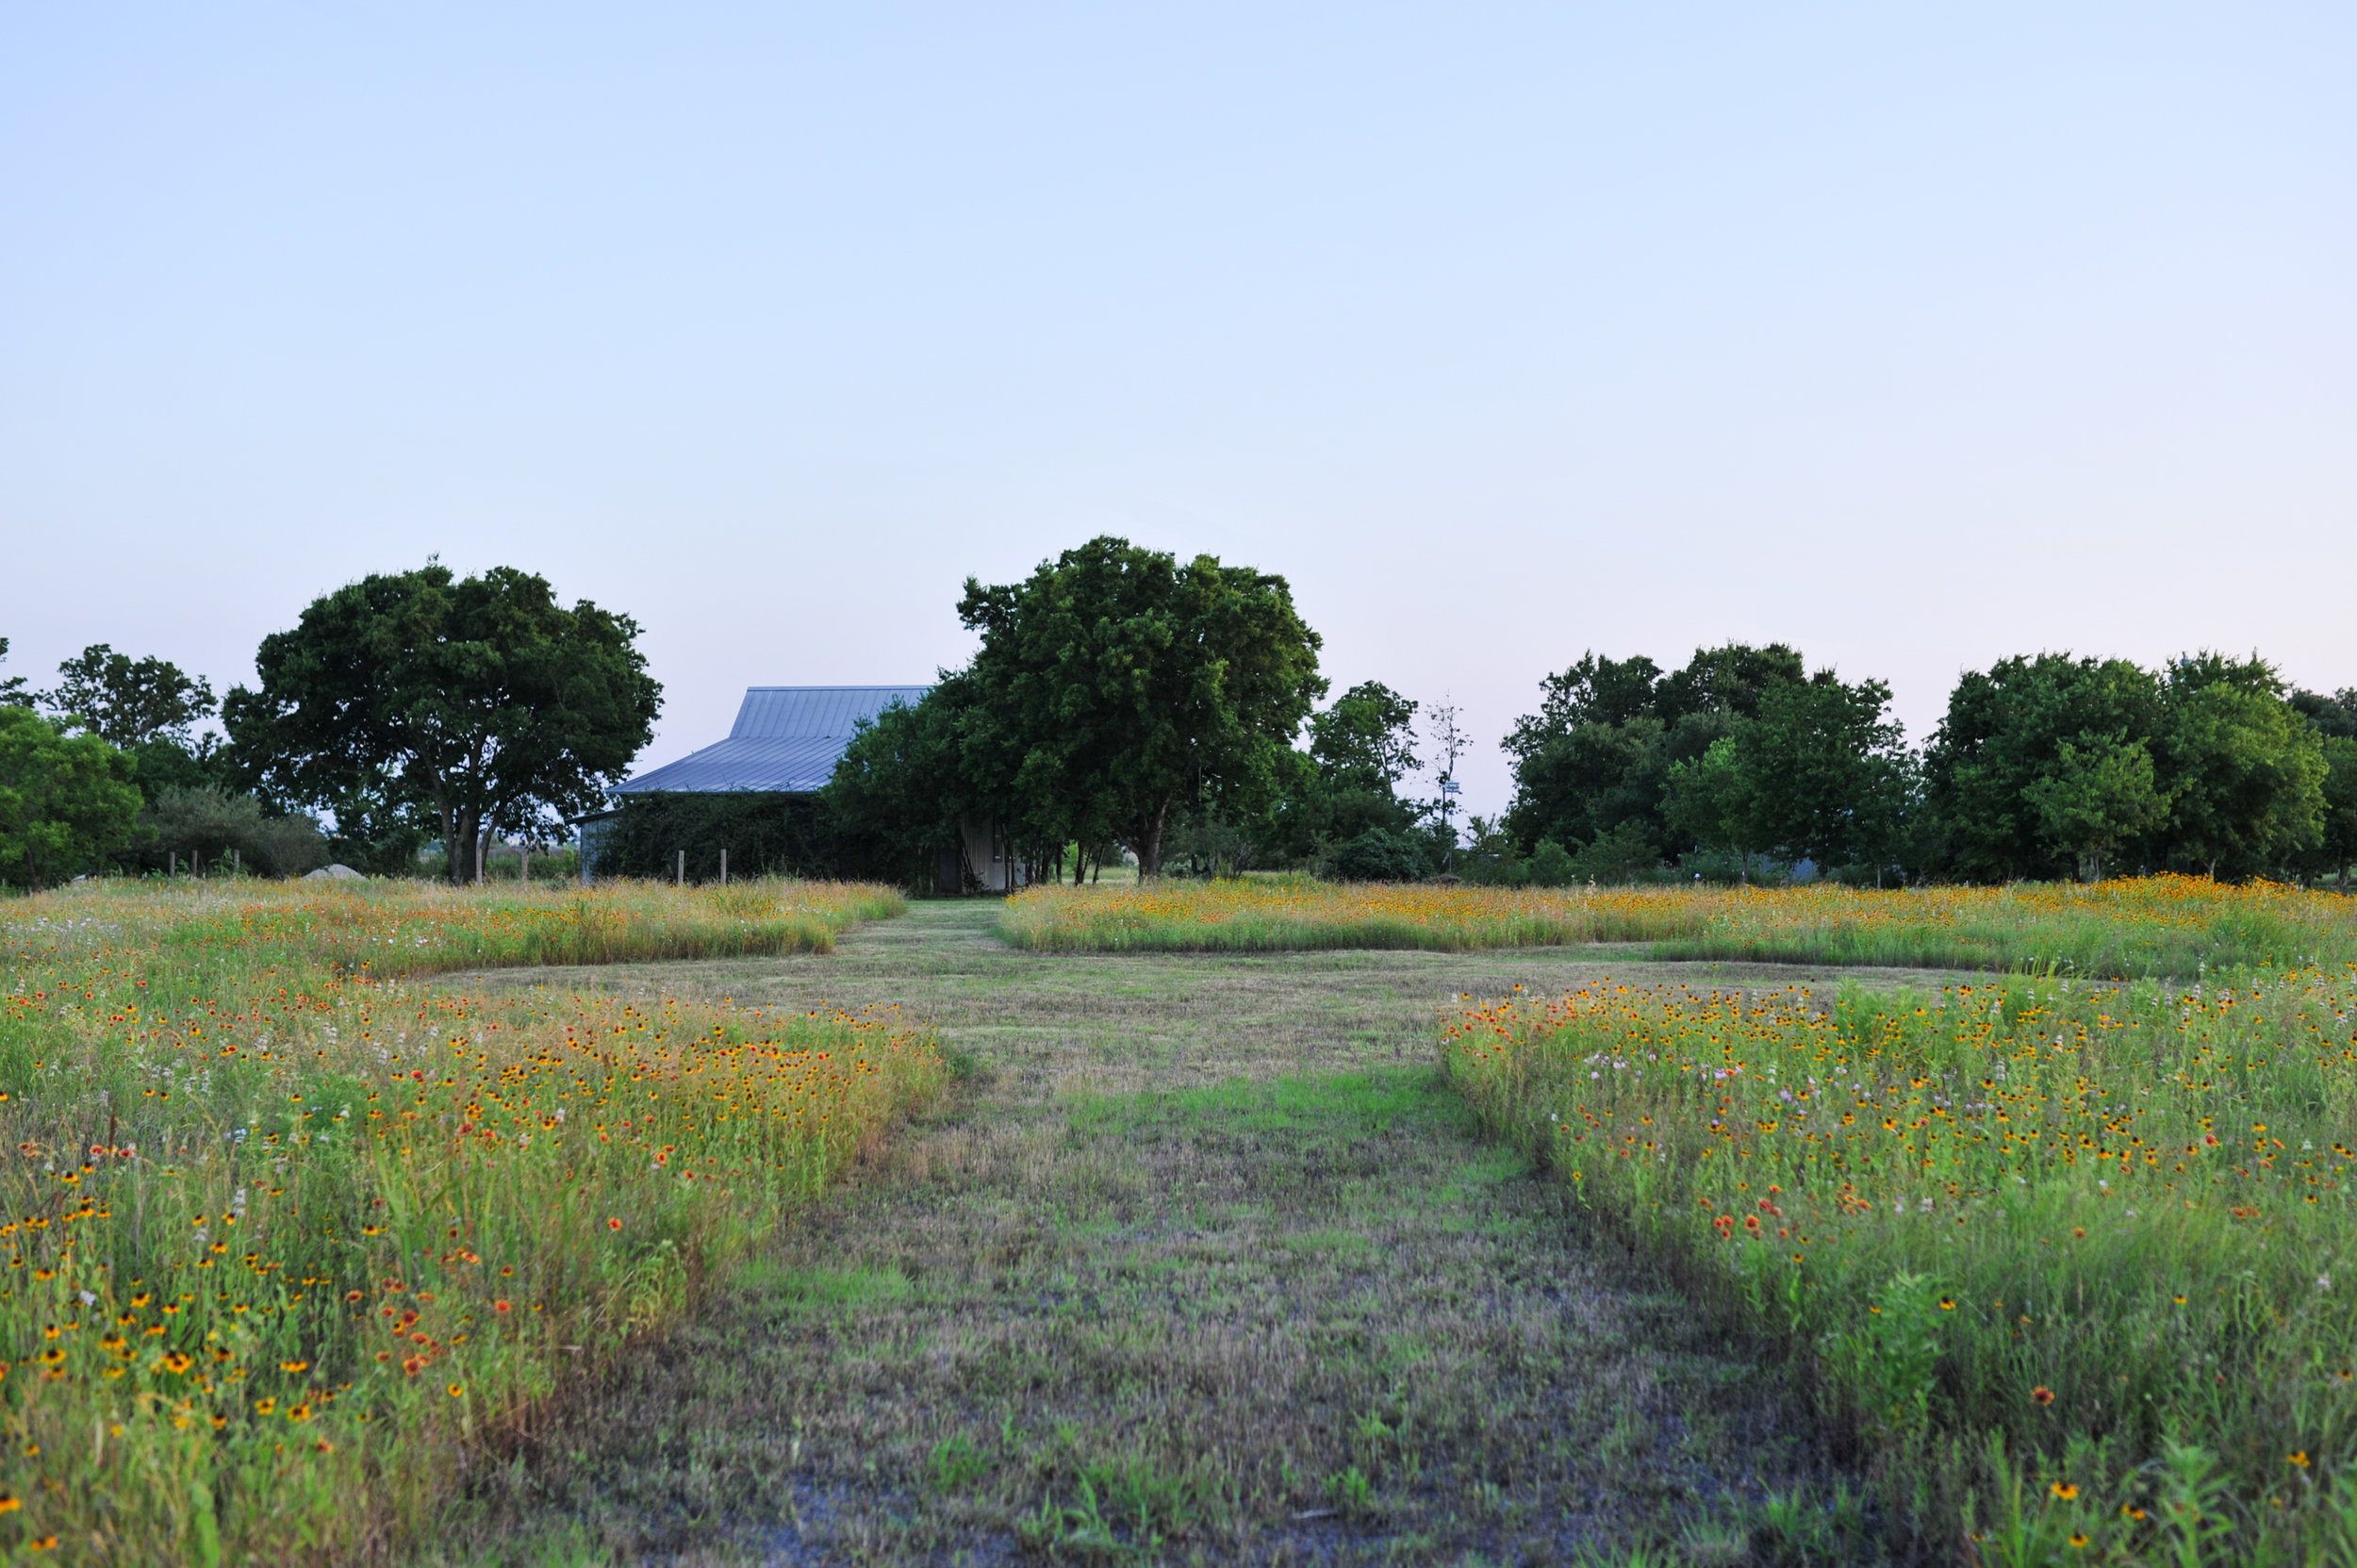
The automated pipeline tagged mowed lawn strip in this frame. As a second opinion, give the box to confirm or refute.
[437,902,1934,1564]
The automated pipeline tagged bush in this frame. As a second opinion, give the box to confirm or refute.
[140,786,328,877]
[599,791,899,883]
[1325,827,1433,882]
[0,706,142,887]
[1567,819,1660,883]
[1525,837,1578,886]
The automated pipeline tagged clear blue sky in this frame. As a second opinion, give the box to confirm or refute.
[6,4,2351,817]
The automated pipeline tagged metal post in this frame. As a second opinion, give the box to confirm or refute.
[474,833,484,885]
[676,850,684,886]
[719,848,727,886]
[169,851,176,877]
[519,842,529,885]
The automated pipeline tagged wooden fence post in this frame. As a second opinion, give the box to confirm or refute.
[720,848,727,886]
[676,850,684,887]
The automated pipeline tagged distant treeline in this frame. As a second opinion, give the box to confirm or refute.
[820,541,2356,888]
[1475,645,2355,887]
[8,547,2349,891]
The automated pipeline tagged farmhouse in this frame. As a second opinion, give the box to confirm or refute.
[581,685,1025,890]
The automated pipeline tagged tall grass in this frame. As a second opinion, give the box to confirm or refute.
[1000,875,2357,976]
[1442,967,2357,1562]
[0,879,938,1562]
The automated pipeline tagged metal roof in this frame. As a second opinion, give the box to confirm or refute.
[612,685,931,795]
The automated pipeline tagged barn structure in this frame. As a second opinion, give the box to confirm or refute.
[579,685,1026,891]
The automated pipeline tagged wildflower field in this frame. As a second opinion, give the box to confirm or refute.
[0,879,940,1563]
[1001,875,2357,977]
[1442,966,2357,1563]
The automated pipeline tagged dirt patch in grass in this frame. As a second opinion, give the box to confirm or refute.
[434,902,1931,1564]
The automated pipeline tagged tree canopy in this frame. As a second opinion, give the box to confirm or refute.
[223,563,660,882]
[2157,654,2325,879]
[1502,643,1806,865]
[949,537,1325,877]
[38,644,216,750]
[826,538,1326,882]
[0,638,28,706]
[0,708,142,888]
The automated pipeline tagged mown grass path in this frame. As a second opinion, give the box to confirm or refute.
[438,902,1944,1566]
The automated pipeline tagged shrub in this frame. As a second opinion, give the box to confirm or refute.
[140,785,329,877]
[0,707,141,887]
[1325,828,1432,883]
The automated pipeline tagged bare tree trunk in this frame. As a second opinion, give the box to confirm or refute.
[1134,800,1173,878]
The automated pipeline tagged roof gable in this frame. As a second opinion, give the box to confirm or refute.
[614,685,931,795]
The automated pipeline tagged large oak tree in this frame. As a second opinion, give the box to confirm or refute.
[954,537,1325,877]
[223,564,660,881]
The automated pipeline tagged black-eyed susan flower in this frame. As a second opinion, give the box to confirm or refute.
[2050,1482,2079,1500]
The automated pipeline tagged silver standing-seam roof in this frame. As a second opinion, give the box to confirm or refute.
[610,685,932,795]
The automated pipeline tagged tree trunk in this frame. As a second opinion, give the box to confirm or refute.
[450,806,482,887]
[1134,800,1172,878]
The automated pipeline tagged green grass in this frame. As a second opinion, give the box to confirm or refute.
[1443,966,2357,1563]
[0,877,931,1563]
[438,902,1889,1564]
[999,875,2357,977]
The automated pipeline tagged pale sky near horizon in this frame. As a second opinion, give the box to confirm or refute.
[5,4,2352,818]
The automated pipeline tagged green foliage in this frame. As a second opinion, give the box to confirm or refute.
[601,790,895,883]
[0,705,143,887]
[2311,735,2357,883]
[955,537,1325,877]
[2019,732,2167,883]
[1309,681,1420,793]
[1526,835,1578,887]
[125,734,227,803]
[2156,652,2326,878]
[825,677,992,884]
[1566,819,1659,883]
[2289,686,2357,740]
[1502,643,1803,867]
[138,785,329,878]
[832,537,1326,883]
[1737,671,1914,875]
[1257,681,1428,867]
[1664,735,1757,879]
[1326,827,1433,883]
[0,637,26,704]
[1927,651,2329,883]
[223,562,661,884]
[37,642,216,749]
